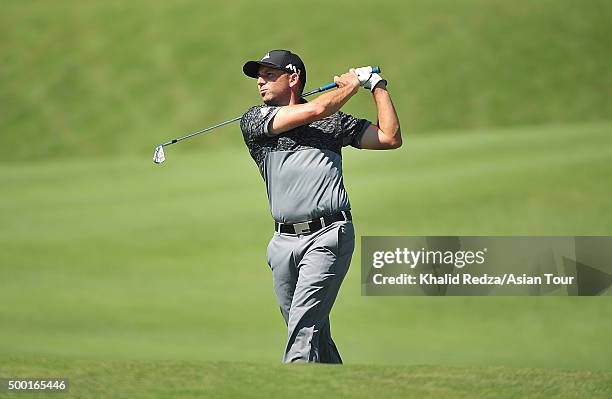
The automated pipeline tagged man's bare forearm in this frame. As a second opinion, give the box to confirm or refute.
[269,71,360,135]
[373,83,401,146]
[309,83,359,119]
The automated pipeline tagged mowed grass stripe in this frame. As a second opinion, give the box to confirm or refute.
[0,359,611,399]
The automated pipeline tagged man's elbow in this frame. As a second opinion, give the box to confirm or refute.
[311,103,328,119]
[384,127,402,149]
[390,133,402,149]
[304,100,328,119]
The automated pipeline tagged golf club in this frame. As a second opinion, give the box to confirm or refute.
[152,66,381,164]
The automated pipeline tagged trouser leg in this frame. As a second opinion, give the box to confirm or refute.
[318,316,343,364]
[283,222,354,363]
[267,234,297,326]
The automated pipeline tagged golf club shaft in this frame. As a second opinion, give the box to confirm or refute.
[161,116,241,146]
[160,66,380,147]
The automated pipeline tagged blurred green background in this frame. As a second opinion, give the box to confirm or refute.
[1,0,612,375]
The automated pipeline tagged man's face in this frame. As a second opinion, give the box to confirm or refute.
[257,66,291,106]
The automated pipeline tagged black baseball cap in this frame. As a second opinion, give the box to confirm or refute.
[243,49,306,89]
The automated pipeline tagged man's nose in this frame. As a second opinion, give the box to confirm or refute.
[257,76,265,85]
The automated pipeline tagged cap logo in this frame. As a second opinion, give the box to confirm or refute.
[286,63,298,73]
[261,53,270,60]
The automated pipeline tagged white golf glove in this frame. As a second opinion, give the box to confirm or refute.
[354,66,374,85]
[353,66,387,92]
[363,73,387,92]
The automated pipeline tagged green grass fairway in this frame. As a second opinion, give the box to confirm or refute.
[1,359,611,399]
[2,122,611,377]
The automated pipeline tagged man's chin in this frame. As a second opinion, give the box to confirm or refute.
[262,93,289,106]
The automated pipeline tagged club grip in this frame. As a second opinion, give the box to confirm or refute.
[319,82,337,91]
[306,66,382,96]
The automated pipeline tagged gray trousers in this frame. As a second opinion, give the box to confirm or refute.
[266,220,355,364]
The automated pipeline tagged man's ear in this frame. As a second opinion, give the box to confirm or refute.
[288,73,301,89]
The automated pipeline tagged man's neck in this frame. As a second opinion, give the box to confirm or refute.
[289,91,308,105]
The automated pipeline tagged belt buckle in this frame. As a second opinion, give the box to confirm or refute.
[293,221,311,234]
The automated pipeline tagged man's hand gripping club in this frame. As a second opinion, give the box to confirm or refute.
[354,66,387,91]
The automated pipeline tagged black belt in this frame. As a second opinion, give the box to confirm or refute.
[275,211,352,235]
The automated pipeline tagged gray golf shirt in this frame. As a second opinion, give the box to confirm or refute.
[240,104,370,224]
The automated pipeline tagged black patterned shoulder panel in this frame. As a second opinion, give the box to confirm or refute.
[240,104,370,170]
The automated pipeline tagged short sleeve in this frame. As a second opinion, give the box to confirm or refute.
[338,111,371,149]
[240,105,281,141]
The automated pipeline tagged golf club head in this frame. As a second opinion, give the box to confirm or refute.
[153,145,166,164]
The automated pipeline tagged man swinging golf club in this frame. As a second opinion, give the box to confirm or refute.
[240,50,402,363]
